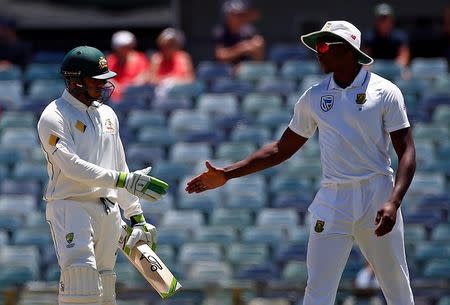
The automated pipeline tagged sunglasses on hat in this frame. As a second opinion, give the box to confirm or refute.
[315,41,345,54]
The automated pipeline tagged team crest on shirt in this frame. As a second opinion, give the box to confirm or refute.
[66,232,75,248]
[356,93,367,104]
[104,118,115,133]
[320,95,334,112]
[314,220,325,233]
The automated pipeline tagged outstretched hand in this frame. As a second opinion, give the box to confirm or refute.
[185,161,227,193]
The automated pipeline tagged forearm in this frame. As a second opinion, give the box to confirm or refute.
[224,142,291,180]
[389,146,416,207]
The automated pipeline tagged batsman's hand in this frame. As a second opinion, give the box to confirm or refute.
[116,167,169,202]
[124,214,157,254]
[375,200,398,237]
[185,161,227,193]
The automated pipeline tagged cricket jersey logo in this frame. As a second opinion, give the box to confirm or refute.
[104,118,115,133]
[314,220,325,233]
[66,232,75,248]
[140,253,163,272]
[356,93,366,104]
[320,95,334,112]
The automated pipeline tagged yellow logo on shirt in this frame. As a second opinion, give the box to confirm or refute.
[49,134,60,146]
[75,120,86,133]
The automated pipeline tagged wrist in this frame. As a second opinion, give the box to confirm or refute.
[116,172,127,188]
[130,214,146,226]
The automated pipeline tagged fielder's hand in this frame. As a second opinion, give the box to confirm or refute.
[375,200,398,236]
[124,214,157,254]
[116,167,169,202]
[185,161,227,193]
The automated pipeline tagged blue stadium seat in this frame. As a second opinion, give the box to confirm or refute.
[152,95,191,113]
[0,165,7,181]
[269,175,312,196]
[169,142,212,165]
[230,125,271,146]
[237,61,277,82]
[24,64,61,82]
[410,57,448,81]
[0,214,22,231]
[139,194,174,223]
[0,245,40,283]
[178,243,223,265]
[256,78,296,96]
[196,93,239,117]
[151,160,193,184]
[32,51,65,64]
[157,227,191,247]
[186,261,232,285]
[419,93,450,121]
[136,126,176,147]
[0,179,40,197]
[194,226,238,245]
[437,296,450,305]
[413,123,449,143]
[0,230,8,245]
[431,224,450,241]
[177,191,222,213]
[414,242,450,261]
[404,209,443,226]
[197,61,233,81]
[121,84,154,101]
[209,77,253,96]
[0,80,23,108]
[236,263,280,281]
[298,74,324,92]
[216,142,256,161]
[404,224,427,243]
[223,175,266,209]
[408,172,446,196]
[280,60,321,81]
[287,227,309,244]
[432,104,450,126]
[125,144,164,170]
[268,43,312,63]
[0,65,21,81]
[274,242,308,262]
[166,81,205,99]
[242,93,283,118]
[0,195,37,218]
[44,263,60,281]
[210,208,253,228]
[423,259,450,279]
[0,127,39,149]
[281,260,308,283]
[241,226,287,247]
[227,243,269,265]
[160,210,205,230]
[256,110,291,129]
[126,110,166,131]
[12,227,52,251]
[13,161,48,183]
[369,59,402,80]
[257,208,299,228]
[169,110,212,140]
[27,79,66,101]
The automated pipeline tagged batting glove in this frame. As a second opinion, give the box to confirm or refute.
[116,167,169,202]
[124,214,157,254]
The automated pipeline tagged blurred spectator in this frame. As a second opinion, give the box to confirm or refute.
[438,5,450,69]
[107,30,150,101]
[363,3,410,69]
[143,27,195,98]
[0,16,32,70]
[212,0,265,66]
[355,262,380,289]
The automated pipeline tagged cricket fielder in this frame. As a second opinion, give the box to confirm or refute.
[186,21,416,305]
[37,46,168,305]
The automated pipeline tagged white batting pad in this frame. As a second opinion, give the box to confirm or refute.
[59,265,102,304]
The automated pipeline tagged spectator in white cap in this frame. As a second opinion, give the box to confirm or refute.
[107,30,150,101]
[142,27,195,98]
[362,3,410,71]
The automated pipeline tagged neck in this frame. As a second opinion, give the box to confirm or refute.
[68,89,94,107]
[333,63,361,88]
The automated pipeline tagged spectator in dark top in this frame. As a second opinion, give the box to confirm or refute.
[439,5,450,70]
[213,0,265,66]
[363,3,410,69]
[0,16,32,70]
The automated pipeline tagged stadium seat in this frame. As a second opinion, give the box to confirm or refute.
[413,123,449,143]
[210,208,253,228]
[423,259,450,279]
[139,194,174,222]
[437,296,450,305]
[177,191,222,213]
[274,242,308,262]
[121,84,154,102]
[227,243,269,265]
[223,175,266,209]
[0,245,40,284]
[0,80,23,107]
[242,93,283,118]
[230,125,271,146]
[237,62,277,81]
[196,93,239,117]
[256,110,291,130]
[0,195,37,218]
[408,172,446,196]
[432,104,450,126]
[126,110,166,131]
[160,210,205,230]
[197,61,233,81]
[27,79,66,101]
[241,226,287,247]
[157,227,191,247]
[268,43,312,63]
[0,147,25,166]
[269,175,312,196]
[125,144,164,170]
[419,93,450,121]
[431,224,450,241]
[169,142,212,165]
[410,57,448,81]
[194,226,238,245]
[169,110,212,140]
[152,95,192,113]
[136,126,176,147]
[281,260,308,284]
[0,127,39,149]
[0,165,7,181]
[287,227,309,244]
[178,243,223,266]
[236,263,279,281]
[404,224,427,243]
[187,261,232,285]
[298,74,325,92]
[13,162,48,183]
[0,230,8,245]
[369,59,402,80]
[280,60,321,81]
[24,63,61,82]
[0,214,22,232]
[272,192,312,212]
[414,242,450,261]
[151,160,194,184]
[256,78,296,96]
[209,77,253,96]
[166,81,205,99]
[12,227,52,251]
[32,51,66,64]
[256,208,299,228]
[216,142,256,161]
[0,65,21,81]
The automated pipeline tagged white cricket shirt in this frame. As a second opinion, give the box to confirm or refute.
[289,67,409,184]
[37,90,142,219]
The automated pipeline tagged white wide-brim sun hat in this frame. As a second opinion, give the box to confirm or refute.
[300,20,374,65]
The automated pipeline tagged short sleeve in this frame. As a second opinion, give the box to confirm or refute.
[288,89,317,138]
[383,84,410,133]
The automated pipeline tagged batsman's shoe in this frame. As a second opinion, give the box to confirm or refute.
[116,167,169,202]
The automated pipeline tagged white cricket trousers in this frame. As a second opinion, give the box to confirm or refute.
[46,199,122,305]
[303,175,414,305]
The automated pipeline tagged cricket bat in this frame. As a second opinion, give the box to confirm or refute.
[118,222,182,299]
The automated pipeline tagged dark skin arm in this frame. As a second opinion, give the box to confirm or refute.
[375,127,416,236]
[185,128,308,193]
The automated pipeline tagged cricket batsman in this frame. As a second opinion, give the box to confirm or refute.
[37,46,169,305]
